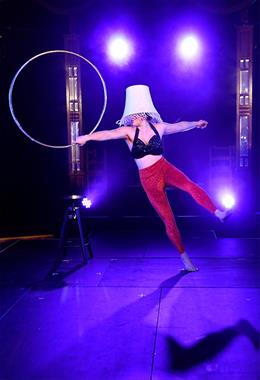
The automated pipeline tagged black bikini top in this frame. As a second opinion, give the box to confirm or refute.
[131,122,163,159]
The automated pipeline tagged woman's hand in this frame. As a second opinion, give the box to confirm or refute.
[196,120,208,129]
[76,135,89,146]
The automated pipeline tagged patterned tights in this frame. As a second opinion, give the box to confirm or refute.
[139,157,217,253]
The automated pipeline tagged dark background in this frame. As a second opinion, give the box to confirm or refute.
[0,0,259,237]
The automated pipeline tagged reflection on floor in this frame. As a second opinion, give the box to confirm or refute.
[0,227,259,380]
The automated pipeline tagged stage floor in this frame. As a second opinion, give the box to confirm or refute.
[0,228,259,380]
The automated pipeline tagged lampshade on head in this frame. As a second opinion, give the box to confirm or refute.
[117,85,162,126]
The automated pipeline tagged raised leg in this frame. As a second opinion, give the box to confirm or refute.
[164,161,217,213]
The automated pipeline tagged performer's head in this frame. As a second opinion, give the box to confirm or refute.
[121,112,160,127]
[117,85,162,126]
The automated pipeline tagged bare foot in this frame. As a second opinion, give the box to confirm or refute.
[215,209,232,223]
[180,252,199,272]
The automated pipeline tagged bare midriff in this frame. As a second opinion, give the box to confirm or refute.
[134,154,163,170]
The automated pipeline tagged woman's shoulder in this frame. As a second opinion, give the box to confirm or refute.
[119,125,135,142]
[152,122,165,136]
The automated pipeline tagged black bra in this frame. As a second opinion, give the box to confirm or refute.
[131,122,163,159]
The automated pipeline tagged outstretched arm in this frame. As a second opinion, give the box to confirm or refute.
[160,120,208,135]
[76,127,129,146]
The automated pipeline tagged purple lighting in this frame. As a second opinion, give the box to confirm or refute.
[177,34,200,60]
[82,197,92,209]
[106,35,134,65]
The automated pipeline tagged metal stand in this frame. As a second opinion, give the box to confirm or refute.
[59,195,93,264]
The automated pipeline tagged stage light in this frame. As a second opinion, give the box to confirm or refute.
[82,197,92,209]
[221,193,236,209]
[177,34,200,61]
[106,35,134,65]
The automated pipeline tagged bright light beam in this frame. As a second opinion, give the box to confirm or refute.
[82,197,92,209]
[221,193,236,209]
[107,35,134,65]
[177,34,201,61]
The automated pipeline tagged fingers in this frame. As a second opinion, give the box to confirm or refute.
[198,120,208,129]
[75,136,86,146]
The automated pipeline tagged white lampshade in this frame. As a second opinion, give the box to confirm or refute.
[119,85,161,125]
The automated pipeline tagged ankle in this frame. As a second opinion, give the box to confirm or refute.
[214,209,222,218]
[215,208,232,222]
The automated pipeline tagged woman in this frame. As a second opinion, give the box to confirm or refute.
[76,85,230,272]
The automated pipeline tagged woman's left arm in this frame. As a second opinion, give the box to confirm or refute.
[160,120,208,135]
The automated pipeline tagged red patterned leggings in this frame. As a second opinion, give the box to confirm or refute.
[139,157,217,253]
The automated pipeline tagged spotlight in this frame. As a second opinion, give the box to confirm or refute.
[177,34,200,61]
[107,35,134,65]
[82,197,92,209]
[221,193,236,210]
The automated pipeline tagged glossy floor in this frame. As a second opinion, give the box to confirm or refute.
[0,228,259,380]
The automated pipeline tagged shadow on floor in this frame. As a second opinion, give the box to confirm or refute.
[30,258,89,290]
[166,319,260,372]
[30,272,189,380]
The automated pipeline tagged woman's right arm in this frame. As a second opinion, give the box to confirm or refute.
[76,127,129,146]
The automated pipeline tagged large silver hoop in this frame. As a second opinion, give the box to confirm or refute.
[8,50,107,149]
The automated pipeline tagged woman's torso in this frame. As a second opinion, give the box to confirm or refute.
[125,123,164,169]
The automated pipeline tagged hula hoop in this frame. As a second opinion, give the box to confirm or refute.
[8,50,107,149]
